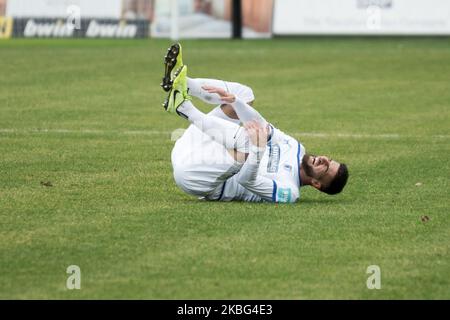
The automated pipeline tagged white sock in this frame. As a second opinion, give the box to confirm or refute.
[177,100,248,153]
[187,78,225,105]
[188,77,265,123]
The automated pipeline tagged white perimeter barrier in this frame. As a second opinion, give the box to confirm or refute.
[273,0,450,35]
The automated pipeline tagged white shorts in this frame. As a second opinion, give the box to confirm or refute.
[171,124,242,199]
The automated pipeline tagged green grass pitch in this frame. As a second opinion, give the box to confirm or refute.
[0,38,449,299]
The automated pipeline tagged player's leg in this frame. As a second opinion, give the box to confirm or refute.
[159,43,265,126]
[178,100,249,153]
[190,78,243,126]
[171,130,242,199]
[189,78,267,126]
[187,77,254,104]
[203,86,268,127]
[166,66,249,154]
[187,78,227,105]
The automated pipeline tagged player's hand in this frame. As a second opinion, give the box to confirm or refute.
[202,86,236,104]
[244,120,268,148]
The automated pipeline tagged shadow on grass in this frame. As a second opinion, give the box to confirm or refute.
[176,196,353,205]
[298,197,353,205]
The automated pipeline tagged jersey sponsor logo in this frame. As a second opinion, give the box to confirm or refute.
[267,144,280,173]
[277,188,292,203]
[283,164,292,172]
[0,17,13,39]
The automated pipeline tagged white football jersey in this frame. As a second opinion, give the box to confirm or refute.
[214,126,305,203]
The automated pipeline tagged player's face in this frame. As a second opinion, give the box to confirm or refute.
[304,155,340,186]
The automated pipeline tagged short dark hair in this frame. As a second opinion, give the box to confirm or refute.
[321,163,349,195]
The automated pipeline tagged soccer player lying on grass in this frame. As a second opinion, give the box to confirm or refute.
[161,44,348,203]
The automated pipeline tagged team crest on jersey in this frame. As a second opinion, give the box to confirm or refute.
[283,138,292,148]
[277,188,292,203]
[267,144,280,173]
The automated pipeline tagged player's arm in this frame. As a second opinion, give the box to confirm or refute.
[236,121,297,203]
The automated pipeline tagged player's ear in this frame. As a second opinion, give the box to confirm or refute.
[311,179,321,190]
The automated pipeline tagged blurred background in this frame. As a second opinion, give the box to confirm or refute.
[1,0,449,39]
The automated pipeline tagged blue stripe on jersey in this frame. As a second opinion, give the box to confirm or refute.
[297,142,302,186]
[218,181,227,201]
[272,180,277,202]
[267,124,274,142]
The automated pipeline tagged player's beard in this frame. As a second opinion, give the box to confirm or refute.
[301,154,315,178]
